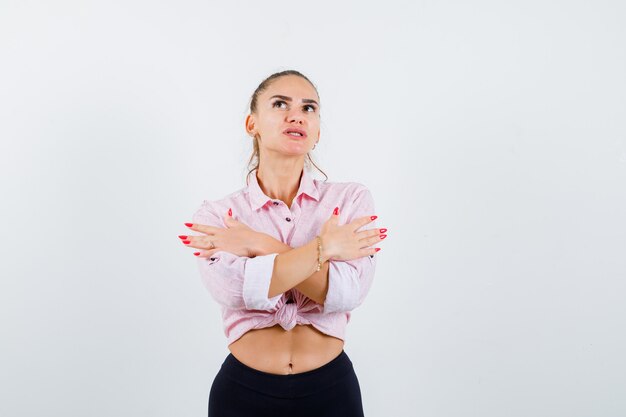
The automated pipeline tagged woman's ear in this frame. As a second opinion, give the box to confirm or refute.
[245,114,256,137]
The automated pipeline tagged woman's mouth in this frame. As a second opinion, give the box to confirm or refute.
[283,129,307,139]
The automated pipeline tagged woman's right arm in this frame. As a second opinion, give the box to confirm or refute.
[249,234,330,304]
[267,238,332,298]
[264,186,382,313]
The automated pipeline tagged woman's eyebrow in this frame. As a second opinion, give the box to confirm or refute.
[269,94,319,106]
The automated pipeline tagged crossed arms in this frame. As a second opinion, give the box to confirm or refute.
[191,187,378,314]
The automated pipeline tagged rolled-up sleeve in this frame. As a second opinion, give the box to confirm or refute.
[192,201,282,311]
[322,186,378,314]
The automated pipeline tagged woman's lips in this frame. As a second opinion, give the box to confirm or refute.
[283,132,307,140]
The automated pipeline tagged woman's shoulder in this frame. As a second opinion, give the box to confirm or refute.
[192,187,248,221]
[316,177,372,199]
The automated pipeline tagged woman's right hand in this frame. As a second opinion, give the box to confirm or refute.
[319,208,386,262]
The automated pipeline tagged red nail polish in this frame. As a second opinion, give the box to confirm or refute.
[379,228,387,233]
[184,223,193,227]
[228,208,232,217]
[178,235,188,239]
[193,252,200,256]
[375,248,381,252]
[370,215,377,220]
[333,207,339,215]
[380,234,387,239]
[182,240,190,244]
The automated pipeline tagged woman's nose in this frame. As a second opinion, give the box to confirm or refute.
[287,111,305,123]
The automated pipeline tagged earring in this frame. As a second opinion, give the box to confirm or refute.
[313,141,318,150]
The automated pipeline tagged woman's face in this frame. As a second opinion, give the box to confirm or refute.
[247,75,321,157]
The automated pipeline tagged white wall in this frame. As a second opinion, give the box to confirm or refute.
[1,1,625,416]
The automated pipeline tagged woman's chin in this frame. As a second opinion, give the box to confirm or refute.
[282,142,310,155]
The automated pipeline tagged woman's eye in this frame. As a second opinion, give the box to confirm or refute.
[273,100,317,113]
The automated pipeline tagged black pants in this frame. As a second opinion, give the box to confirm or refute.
[208,349,365,417]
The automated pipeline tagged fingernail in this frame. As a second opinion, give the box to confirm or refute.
[228,208,232,217]
[375,248,381,252]
[379,228,387,233]
[380,234,387,240]
[333,207,339,215]
[178,235,188,239]
[193,252,200,256]
[370,215,377,220]
[184,223,193,227]
[182,240,190,244]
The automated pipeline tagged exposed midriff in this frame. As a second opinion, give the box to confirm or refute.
[228,323,345,375]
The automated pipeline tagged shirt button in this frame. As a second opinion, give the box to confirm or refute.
[273,201,279,205]
[285,217,291,222]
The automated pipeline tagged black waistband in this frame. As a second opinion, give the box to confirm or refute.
[218,349,355,398]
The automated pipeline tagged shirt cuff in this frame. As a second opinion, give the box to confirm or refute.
[322,261,360,314]
[243,253,282,310]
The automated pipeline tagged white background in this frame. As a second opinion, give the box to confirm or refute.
[1,1,625,416]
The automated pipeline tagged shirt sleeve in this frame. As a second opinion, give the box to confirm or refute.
[192,200,283,311]
[322,185,378,314]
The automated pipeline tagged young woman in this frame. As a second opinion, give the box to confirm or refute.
[179,70,387,416]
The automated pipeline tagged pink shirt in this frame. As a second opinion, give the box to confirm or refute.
[191,168,378,345]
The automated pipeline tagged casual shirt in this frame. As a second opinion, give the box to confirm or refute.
[191,168,378,345]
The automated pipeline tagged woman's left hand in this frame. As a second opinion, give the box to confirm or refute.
[180,213,260,258]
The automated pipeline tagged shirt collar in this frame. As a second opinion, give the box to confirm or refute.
[246,168,320,211]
